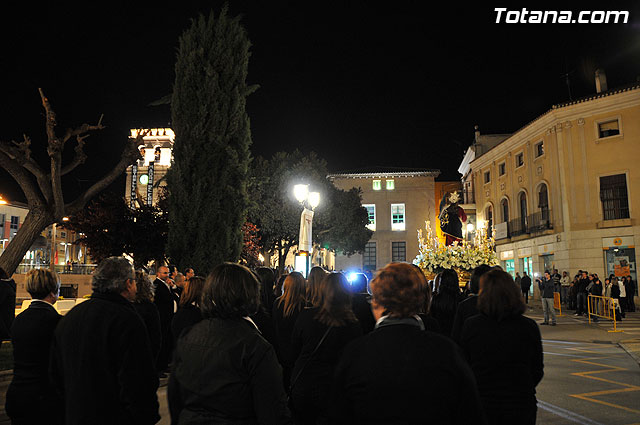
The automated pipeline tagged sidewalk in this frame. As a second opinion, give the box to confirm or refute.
[524,300,640,366]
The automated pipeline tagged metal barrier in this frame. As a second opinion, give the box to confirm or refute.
[553,292,563,316]
[587,294,623,333]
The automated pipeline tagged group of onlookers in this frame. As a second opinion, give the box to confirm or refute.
[566,270,636,320]
[3,257,545,425]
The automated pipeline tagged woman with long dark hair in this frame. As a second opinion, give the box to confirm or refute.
[460,269,543,425]
[272,272,307,386]
[171,276,205,343]
[169,263,290,424]
[430,268,461,336]
[306,266,327,307]
[133,270,162,365]
[290,273,361,424]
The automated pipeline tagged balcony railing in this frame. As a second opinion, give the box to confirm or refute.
[507,209,553,237]
[15,263,97,275]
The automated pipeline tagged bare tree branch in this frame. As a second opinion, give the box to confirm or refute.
[60,134,89,176]
[38,88,59,151]
[0,137,52,202]
[0,150,45,206]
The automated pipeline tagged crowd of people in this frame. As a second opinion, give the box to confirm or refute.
[4,257,548,424]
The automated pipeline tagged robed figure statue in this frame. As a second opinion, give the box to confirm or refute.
[439,191,467,245]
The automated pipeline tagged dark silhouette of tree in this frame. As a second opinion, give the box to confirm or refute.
[0,89,143,274]
[167,7,257,274]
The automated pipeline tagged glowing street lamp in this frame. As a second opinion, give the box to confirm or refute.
[0,195,7,205]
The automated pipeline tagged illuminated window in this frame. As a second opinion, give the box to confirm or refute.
[392,241,406,262]
[535,141,544,157]
[391,204,405,231]
[386,179,395,190]
[363,204,376,231]
[372,180,381,191]
[364,242,376,271]
[598,120,620,139]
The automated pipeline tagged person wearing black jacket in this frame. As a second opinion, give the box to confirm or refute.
[133,270,162,365]
[349,273,376,334]
[5,269,63,425]
[290,273,362,424]
[329,263,486,424]
[575,271,589,316]
[537,271,556,326]
[429,268,462,336]
[460,269,543,425]
[520,272,532,304]
[0,267,16,341]
[171,276,204,344]
[154,265,176,375]
[169,263,290,424]
[451,264,493,343]
[50,257,159,425]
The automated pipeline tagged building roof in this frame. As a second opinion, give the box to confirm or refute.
[327,167,440,179]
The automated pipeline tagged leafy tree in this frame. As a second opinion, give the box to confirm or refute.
[167,7,256,274]
[63,192,168,268]
[240,221,262,269]
[0,90,143,274]
[248,151,372,273]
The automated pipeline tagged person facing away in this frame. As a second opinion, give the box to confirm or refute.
[272,272,307,386]
[349,272,376,334]
[460,269,544,425]
[171,276,205,344]
[168,263,291,425]
[521,271,532,304]
[50,256,160,425]
[133,270,162,367]
[329,262,486,424]
[451,264,493,343]
[6,269,63,425]
[0,267,16,342]
[429,268,462,336]
[154,265,177,376]
[289,272,362,424]
[306,266,327,308]
[514,272,521,288]
[537,271,557,326]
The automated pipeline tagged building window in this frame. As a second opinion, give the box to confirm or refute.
[538,184,550,222]
[598,119,620,139]
[600,174,629,220]
[484,170,491,184]
[372,180,381,191]
[485,206,493,235]
[363,204,376,231]
[60,231,67,238]
[501,199,509,223]
[10,216,18,230]
[391,204,405,231]
[498,162,506,176]
[386,179,395,190]
[364,242,376,271]
[515,152,524,168]
[535,141,544,158]
[392,241,406,262]
[519,192,528,231]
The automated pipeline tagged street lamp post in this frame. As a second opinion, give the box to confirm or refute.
[293,184,320,277]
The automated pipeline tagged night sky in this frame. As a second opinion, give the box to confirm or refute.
[1,1,639,203]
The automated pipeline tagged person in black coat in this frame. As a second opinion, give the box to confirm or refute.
[349,273,376,334]
[329,263,486,424]
[460,269,543,425]
[51,257,159,425]
[168,263,291,424]
[272,272,307,387]
[451,264,493,343]
[171,276,204,344]
[0,267,16,341]
[521,271,532,304]
[5,269,63,425]
[154,264,176,375]
[134,270,162,365]
[429,268,462,337]
[290,273,362,424]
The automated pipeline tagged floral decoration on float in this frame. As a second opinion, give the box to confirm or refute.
[413,221,499,285]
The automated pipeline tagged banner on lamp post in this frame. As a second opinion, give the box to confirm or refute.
[130,165,138,208]
[147,161,155,205]
[299,208,314,253]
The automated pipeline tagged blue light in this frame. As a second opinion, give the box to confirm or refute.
[347,272,358,283]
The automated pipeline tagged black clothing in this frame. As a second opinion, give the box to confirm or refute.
[289,308,362,423]
[351,293,375,334]
[440,203,464,240]
[171,304,203,345]
[0,277,16,340]
[5,301,63,425]
[154,278,175,372]
[417,313,442,333]
[430,292,459,337]
[460,314,543,425]
[329,320,486,424]
[251,308,277,348]
[51,292,160,425]
[577,277,589,294]
[134,300,162,364]
[168,317,291,425]
[538,277,555,299]
[272,300,303,385]
[521,275,532,292]
[451,295,479,343]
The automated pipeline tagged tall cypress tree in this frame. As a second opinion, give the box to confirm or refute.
[167,7,256,273]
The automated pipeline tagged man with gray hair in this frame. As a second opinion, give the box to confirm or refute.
[51,257,160,425]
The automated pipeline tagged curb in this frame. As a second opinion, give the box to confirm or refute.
[618,340,640,367]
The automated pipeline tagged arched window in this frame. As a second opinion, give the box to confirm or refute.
[501,198,509,223]
[519,192,528,232]
[485,205,493,235]
[538,184,549,222]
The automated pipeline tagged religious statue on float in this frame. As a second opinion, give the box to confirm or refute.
[439,191,467,245]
